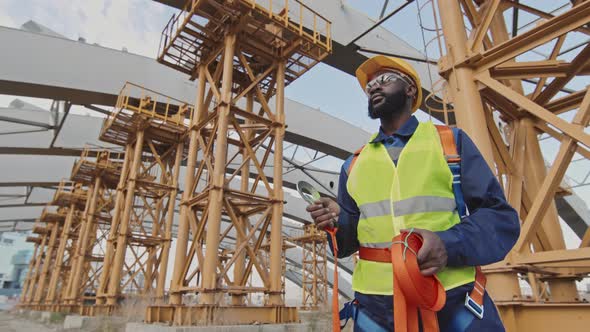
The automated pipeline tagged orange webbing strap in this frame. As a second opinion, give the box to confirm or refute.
[391,231,446,332]
[347,145,366,175]
[466,266,487,319]
[434,125,460,163]
[435,125,488,318]
[326,228,341,332]
[359,246,391,263]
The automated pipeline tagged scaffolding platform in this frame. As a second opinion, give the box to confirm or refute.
[71,148,124,189]
[52,181,88,209]
[289,224,327,243]
[26,236,42,244]
[159,0,330,95]
[39,208,68,224]
[32,225,49,234]
[99,82,193,149]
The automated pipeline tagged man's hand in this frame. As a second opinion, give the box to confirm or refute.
[401,228,448,276]
[305,197,340,230]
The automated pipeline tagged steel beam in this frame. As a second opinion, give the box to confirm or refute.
[0,115,53,129]
[498,303,590,332]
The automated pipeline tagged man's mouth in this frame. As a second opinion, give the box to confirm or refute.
[371,94,384,104]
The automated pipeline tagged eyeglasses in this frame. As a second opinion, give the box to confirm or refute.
[365,72,415,95]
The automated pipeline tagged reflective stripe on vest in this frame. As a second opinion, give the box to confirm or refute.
[347,121,475,295]
[358,196,456,219]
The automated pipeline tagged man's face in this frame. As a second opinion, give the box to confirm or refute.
[366,69,415,119]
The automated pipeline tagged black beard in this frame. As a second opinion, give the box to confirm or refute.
[368,91,408,120]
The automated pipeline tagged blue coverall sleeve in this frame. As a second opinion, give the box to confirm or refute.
[326,157,361,258]
[436,130,521,267]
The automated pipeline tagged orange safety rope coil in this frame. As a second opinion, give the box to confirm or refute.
[391,230,446,332]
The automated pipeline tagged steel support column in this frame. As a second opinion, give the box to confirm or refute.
[437,0,495,167]
[33,220,59,304]
[45,203,76,304]
[146,0,330,325]
[435,1,590,329]
[199,33,237,305]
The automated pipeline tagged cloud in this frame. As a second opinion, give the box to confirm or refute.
[0,7,16,28]
[1,0,176,58]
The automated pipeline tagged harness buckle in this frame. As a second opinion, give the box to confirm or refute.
[464,292,484,320]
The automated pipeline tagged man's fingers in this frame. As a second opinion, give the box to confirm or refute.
[306,204,323,212]
[310,207,329,218]
[417,240,432,264]
[418,259,438,270]
[314,198,331,207]
[316,220,334,230]
[315,213,336,224]
[401,228,424,235]
[420,266,439,277]
[310,208,332,219]
[398,228,445,276]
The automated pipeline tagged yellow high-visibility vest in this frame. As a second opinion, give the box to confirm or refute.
[347,121,475,295]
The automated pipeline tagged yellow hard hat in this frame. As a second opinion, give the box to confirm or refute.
[355,55,422,113]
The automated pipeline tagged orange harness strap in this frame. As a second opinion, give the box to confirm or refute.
[467,266,486,319]
[327,228,341,332]
[359,238,488,331]
[434,124,487,320]
[347,145,365,175]
[434,125,458,161]
[391,231,446,332]
[359,233,446,331]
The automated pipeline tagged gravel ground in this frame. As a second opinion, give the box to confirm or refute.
[0,310,60,332]
[0,309,351,332]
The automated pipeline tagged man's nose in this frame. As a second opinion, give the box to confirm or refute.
[368,83,382,96]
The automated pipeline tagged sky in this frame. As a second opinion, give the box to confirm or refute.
[0,0,435,132]
[0,0,587,195]
[0,0,588,290]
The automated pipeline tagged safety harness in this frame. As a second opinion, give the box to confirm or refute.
[330,125,487,331]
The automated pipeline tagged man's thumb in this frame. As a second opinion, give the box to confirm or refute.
[319,197,333,206]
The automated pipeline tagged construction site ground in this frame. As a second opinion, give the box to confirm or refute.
[0,309,348,332]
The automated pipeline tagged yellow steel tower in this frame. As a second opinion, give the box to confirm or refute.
[432,0,590,330]
[146,0,331,325]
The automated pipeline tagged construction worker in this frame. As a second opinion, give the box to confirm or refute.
[306,55,520,331]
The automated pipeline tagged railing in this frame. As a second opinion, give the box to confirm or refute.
[79,146,125,165]
[158,0,332,61]
[243,0,332,52]
[113,82,195,127]
[55,180,76,196]
[158,0,204,64]
[53,180,86,202]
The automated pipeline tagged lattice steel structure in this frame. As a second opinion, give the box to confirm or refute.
[20,233,43,306]
[42,181,88,310]
[21,183,87,310]
[30,208,65,307]
[260,237,294,304]
[19,214,61,307]
[290,224,328,310]
[61,148,122,315]
[93,83,190,314]
[432,1,590,330]
[146,0,331,325]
